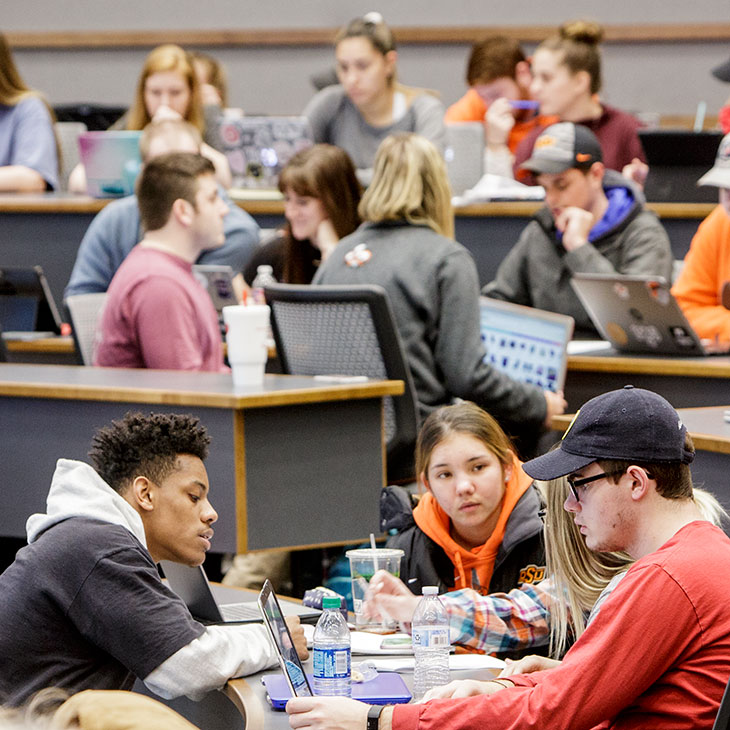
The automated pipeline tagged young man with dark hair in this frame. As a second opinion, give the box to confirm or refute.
[483,122,673,334]
[94,151,228,370]
[0,412,307,706]
[444,36,556,175]
[286,386,730,729]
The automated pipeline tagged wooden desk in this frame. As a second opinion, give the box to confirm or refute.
[565,349,730,412]
[0,364,403,551]
[3,334,77,364]
[0,193,713,303]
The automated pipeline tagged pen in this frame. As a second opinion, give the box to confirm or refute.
[509,100,540,110]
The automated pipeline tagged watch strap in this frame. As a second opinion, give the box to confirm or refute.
[367,704,385,730]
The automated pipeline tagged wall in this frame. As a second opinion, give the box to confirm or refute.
[4,1,730,118]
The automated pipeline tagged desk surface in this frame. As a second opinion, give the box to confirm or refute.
[4,334,75,355]
[0,364,403,409]
[568,350,730,378]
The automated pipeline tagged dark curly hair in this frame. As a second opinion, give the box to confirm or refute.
[88,412,211,493]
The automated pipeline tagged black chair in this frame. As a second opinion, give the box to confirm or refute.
[265,283,420,483]
[714,674,730,730]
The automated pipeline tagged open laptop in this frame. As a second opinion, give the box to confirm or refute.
[479,298,574,392]
[639,129,723,203]
[192,264,238,317]
[0,266,63,336]
[218,116,313,188]
[570,273,727,356]
[444,122,484,196]
[78,130,142,198]
[160,561,320,625]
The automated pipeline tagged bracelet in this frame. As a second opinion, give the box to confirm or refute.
[367,704,385,730]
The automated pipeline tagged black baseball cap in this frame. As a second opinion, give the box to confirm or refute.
[520,122,603,175]
[523,385,694,481]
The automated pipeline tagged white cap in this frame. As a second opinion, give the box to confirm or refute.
[422,586,439,595]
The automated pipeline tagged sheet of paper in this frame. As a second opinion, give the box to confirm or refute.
[371,654,506,673]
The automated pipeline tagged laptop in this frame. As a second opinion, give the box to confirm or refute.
[444,122,484,195]
[192,264,238,316]
[218,116,313,188]
[160,561,321,625]
[78,130,142,198]
[639,129,723,203]
[0,266,63,336]
[479,298,574,392]
[570,273,726,356]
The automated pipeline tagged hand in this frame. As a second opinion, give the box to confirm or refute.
[200,82,223,106]
[152,105,183,122]
[314,218,340,261]
[421,679,507,701]
[555,207,593,252]
[363,570,420,625]
[284,616,309,661]
[485,98,515,147]
[500,654,561,677]
[287,696,369,730]
[543,389,567,428]
[621,158,649,189]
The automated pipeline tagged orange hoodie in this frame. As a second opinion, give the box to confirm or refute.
[412,455,533,594]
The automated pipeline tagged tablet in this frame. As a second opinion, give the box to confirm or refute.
[258,579,313,697]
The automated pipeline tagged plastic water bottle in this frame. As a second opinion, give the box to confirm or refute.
[251,264,276,305]
[412,586,450,700]
[313,596,351,696]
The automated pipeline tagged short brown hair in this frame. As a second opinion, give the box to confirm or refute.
[416,402,514,486]
[136,151,215,232]
[598,433,696,500]
[466,35,526,86]
[539,19,604,94]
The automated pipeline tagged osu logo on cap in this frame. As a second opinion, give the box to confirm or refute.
[535,135,557,150]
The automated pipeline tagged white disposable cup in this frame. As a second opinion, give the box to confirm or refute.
[222,304,270,387]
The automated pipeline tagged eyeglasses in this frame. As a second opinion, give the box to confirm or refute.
[567,470,621,502]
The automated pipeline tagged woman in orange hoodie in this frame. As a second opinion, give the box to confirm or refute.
[384,401,545,597]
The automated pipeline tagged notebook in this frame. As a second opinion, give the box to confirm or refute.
[160,561,321,625]
[444,122,484,196]
[78,130,142,198]
[218,116,313,188]
[192,264,238,315]
[479,298,574,392]
[570,273,727,356]
[0,266,63,335]
[639,129,723,203]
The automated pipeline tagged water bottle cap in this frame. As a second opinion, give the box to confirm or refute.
[322,596,343,609]
[421,586,439,596]
[257,265,274,275]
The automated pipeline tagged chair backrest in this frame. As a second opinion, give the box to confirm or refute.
[54,121,87,191]
[265,283,420,483]
[714,674,730,730]
[64,293,107,365]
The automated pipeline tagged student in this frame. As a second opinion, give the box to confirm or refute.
[94,152,228,371]
[0,32,58,192]
[383,402,545,601]
[672,131,730,343]
[286,386,730,729]
[303,13,445,184]
[243,144,361,285]
[0,411,307,706]
[64,119,258,300]
[444,35,557,176]
[513,20,646,185]
[69,44,230,192]
[314,132,566,444]
[483,122,673,335]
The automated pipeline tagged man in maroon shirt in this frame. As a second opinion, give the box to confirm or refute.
[95,152,229,371]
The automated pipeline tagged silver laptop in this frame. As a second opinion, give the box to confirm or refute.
[570,273,727,356]
[192,264,238,316]
[218,116,313,188]
[444,122,484,195]
[160,561,321,625]
[479,298,574,392]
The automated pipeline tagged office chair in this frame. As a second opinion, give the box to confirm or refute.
[714,674,730,730]
[64,292,107,365]
[54,121,87,191]
[265,283,420,483]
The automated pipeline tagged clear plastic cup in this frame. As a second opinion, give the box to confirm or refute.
[346,548,404,632]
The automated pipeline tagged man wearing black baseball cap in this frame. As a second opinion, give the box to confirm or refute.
[284,386,730,730]
[483,122,672,335]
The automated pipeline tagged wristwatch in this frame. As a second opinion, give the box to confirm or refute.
[367,704,385,730]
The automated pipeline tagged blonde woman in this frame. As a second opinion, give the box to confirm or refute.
[69,44,230,192]
[314,132,565,438]
[0,32,58,191]
[303,13,444,184]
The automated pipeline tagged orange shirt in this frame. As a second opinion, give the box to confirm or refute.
[444,88,557,155]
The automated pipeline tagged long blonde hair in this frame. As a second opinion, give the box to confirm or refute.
[358,133,454,239]
[126,45,204,132]
[542,476,727,657]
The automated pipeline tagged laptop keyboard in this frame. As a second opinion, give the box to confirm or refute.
[220,602,261,621]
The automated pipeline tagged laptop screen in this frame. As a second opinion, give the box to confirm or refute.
[479,298,574,392]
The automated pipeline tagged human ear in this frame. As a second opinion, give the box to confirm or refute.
[384,50,397,81]
[502,453,514,483]
[626,465,650,501]
[130,475,155,512]
[573,69,592,95]
[172,197,194,227]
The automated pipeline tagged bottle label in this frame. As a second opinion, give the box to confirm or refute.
[313,647,351,679]
[412,627,449,649]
